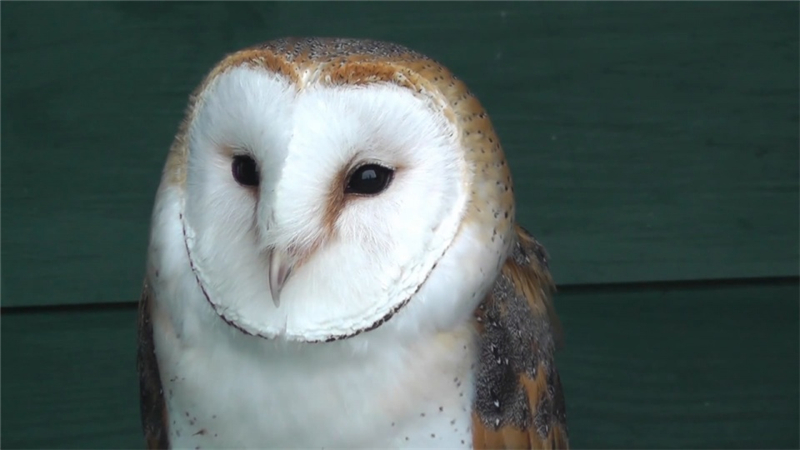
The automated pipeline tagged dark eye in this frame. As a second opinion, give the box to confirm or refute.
[345,164,394,195]
[231,155,260,187]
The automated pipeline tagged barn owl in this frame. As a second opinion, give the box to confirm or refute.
[138,37,569,449]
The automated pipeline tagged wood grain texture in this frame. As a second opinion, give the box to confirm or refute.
[1,305,142,448]
[2,281,798,449]
[2,2,798,307]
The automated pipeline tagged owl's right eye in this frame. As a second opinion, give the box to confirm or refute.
[231,155,260,187]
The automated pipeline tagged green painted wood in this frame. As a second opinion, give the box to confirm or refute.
[2,281,798,449]
[2,2,798,307]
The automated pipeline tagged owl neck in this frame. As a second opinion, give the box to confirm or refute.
[153,299,479,447]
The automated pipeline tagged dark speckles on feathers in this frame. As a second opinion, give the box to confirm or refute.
[534,391,553,438]
[551,370,568,425]
[260,37,418,63]
[473,227,567,437]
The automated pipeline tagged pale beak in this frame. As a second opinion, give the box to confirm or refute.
[268,248,294,308]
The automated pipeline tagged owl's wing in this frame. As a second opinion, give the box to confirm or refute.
[137,279,171,449]
[472,225,569,449]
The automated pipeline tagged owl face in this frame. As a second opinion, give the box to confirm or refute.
[154,39,515,344]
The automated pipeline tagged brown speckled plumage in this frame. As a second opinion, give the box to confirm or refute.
[141,37,566,449]
[472,225,569,449]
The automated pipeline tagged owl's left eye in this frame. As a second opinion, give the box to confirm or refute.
[231,155,260,187]
[345,164,394,195]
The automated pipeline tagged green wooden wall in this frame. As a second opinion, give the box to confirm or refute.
[2,2,798,448]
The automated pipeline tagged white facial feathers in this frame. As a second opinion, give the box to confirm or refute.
[177,65,472,341]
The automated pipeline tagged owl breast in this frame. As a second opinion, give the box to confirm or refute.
[151,295,480,448]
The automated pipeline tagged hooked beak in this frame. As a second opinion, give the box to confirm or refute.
[268,248,294,308]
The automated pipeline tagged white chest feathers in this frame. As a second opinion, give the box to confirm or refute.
[153,306,479,449]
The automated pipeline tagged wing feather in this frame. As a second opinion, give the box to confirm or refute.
[472,225,569,449]
[137,279,171,449]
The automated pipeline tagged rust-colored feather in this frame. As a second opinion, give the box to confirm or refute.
[471,226,569,449]
[137,280,170,449]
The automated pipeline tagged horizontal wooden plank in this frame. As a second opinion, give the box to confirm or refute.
[2,2,798,306]
[2,281,798,448]
[559,281,800,448]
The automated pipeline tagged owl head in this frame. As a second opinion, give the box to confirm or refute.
[148,38,516,344]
